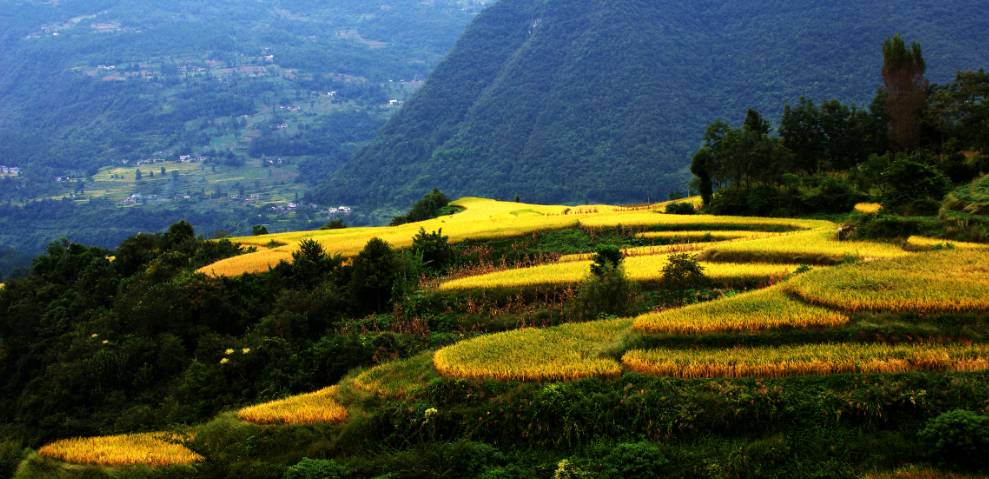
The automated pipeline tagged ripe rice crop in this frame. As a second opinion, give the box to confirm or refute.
[237,386,347,425]
[786,249,989,313]
[557,243,706,262]
[904,235,988,251]
[633,286,848,334]
[635,230,780,242]
[349,352,438,398]
[854,203,883,214]
[199,197,825,277]
[864,467,987,479]
[622,343,989,379]
[701,228,909,264]
[438,254,799,290]
[38,432,202,467]
[433,318,632,381]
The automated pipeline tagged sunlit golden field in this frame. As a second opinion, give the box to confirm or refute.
[236,386,347,425]
[622,343,989,378]
[433,318,632,381]
[438,255,799,290]
[701,227,910,264]
[37,432,202,466]
[633,285,848,334]
[854,202,883,214]
[635,230,781,241]
[199,197,823,277]
[787,249,989,313]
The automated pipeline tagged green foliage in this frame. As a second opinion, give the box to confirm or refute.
[252,225,270,236]
[918,410,989,469]
[0,439,25,479]
[600,441,670,478]
[285,458,350,479]
[664,202,696,215]
[553,459,590,479]
[411,228,454,274]
[661,253,709,291]
[880,153,952,215]
[573,251,636,321]
[349,238,400,314]
[321,219,347,230]
[390,189,454,226]
[321,0,989,211]
[589,245,623,278]
[883,34,928,151]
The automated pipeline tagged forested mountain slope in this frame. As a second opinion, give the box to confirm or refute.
[320,0,989,211]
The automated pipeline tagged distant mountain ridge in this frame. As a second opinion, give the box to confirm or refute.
[320,0,989,213]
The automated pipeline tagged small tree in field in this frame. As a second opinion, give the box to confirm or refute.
[573,245,636,320]
[661,253,708,291]
[411,227,453,273]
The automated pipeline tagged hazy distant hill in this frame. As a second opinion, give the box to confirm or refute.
[320,0,989,212]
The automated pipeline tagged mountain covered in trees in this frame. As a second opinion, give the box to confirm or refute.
[319,0,989,214]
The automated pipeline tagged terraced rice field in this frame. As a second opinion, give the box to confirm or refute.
[854,202,883,214]
[349,352,438,399]
[701,228,909,264]
[622,343,989,379]
[438,255,799,290]
[635,230,781,242]
[237,386,347,425]
[199,197,824,277]
[904,235,989,251]
[786,249,989,313]
[633,285,848,334]
[433,318,632,381]
[38,432,203,466]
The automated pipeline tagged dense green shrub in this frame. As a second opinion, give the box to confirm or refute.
[411,228,453,274]
[0,439,25,479]
[349,238,400,314]
[600,441,670,478]
[572,246,636,320]
[880,154,952,215]
[390,189,454,226]
[285,458,350,479]
[661,253,709,291]
[918,410,989,469]
[664,202,696,215]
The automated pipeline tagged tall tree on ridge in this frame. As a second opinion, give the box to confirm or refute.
[882,34,928,151]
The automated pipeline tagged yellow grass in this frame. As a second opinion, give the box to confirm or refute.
[349,352,438,399]
[622,343,989,379]
[433,318,632,381]
[236,386,347,425]
[557,243,707,262]
[198,197,822,277]
[38,432,203,467]
[905,235,988,251]
[855,202,883,214]
[438,254,798,290]
[787,249,989,313]
[635,230,780,241]
[701,227,909,264]
[633,285,848,334]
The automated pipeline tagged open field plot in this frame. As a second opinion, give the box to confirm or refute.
[635,230,782,242]
[786,249,989,314]
[438,254,799,290]
[904,235,989,251]
[433,318,632,381]
[622,343,989,379]
[236,386,347,425]
[633,285,849,334]
[38,432,202,466]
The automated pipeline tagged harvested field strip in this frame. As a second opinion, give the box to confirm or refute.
[633,286,848,334]
[434,318,632,381]
[38,432,203,467]
[237,386,347,425]
[622,343,989,378]
[701,228,909,264]
[438,255,799,290]
[786,249,989,313]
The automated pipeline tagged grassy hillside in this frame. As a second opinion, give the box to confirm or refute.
[320,0,989,214]
[10,196,989,478]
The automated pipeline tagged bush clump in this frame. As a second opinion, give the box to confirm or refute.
[918,410,989,469]
[285,458,350,479]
